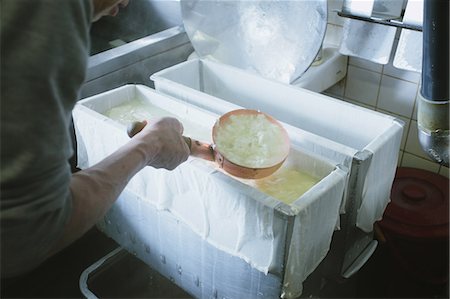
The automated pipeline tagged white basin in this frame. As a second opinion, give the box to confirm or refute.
[292,47,348,92]
[187,46,347,93]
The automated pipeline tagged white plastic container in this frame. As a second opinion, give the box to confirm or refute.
[151,59,404,233]
[73,85,348,298]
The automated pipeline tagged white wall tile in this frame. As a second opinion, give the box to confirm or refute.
[383,62,421,83]
[349,56,383,73]
[344,65,381,106]
[344,97,375,110]
[401,153,440,173]
[377,75,418,117]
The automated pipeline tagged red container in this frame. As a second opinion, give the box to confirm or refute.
[377,167,449,286]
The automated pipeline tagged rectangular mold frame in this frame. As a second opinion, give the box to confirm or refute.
[73,85,348,298]
[150,59,404,278]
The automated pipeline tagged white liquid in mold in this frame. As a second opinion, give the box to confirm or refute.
[244,167,320,205]
[104,99,211,142]
[105,98,173,124]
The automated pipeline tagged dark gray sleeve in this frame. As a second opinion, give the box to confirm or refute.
[0,0,92,277]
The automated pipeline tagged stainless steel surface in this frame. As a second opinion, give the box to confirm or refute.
[319,150,377,280]
[341,150,374,275]
[81,0,194,98]
[86,26,191,81]
[89,0,183,55]
[80,38,193,98]
[180,0,327,84]
[81,26,193,98]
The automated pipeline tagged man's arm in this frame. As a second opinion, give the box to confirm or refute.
[48,117,190,255]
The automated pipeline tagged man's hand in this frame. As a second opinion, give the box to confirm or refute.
[132,117,190,170]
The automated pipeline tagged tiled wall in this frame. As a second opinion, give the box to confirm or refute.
[323,0,449,178]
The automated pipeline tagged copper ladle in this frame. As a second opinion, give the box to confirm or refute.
[128,109,290,179]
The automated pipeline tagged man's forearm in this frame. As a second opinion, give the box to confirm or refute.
[47,116,189,257]
[48,138,152,255]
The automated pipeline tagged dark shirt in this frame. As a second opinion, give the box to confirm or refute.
[1,0,92,277]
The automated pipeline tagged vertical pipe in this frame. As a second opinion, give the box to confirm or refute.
[417,0,449,166]
[421,0,449,101]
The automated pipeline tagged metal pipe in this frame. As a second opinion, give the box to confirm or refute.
[417,0,449,166]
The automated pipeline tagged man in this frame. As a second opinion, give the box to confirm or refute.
[0,0,190,278]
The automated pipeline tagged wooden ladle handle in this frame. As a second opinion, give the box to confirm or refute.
[127,120,148,138]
